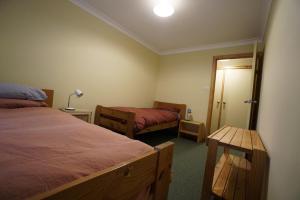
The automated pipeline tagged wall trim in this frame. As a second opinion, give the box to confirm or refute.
[160,38,261,55]
[70,0,263,56]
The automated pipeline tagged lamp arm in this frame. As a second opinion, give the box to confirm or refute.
[67,93,75,108]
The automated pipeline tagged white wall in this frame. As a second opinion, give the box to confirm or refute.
[257,0,300,199]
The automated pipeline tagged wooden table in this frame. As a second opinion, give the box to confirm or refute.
[60,108,92,123]
[201,126,269,200]
[178,120,205,143]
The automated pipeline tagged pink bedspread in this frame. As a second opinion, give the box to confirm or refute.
[0,107,152,200]
[113,107,179,132]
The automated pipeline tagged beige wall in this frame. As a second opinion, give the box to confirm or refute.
[257,0,300,199]
[0,0,159,115]
[155,45,253,122]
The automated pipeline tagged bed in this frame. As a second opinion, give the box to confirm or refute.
[0,89,174,200]
[94,101,187,138]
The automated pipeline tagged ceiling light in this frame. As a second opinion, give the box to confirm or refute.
[153,1,174,17]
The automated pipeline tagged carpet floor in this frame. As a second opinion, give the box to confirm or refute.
[137,129,209,200]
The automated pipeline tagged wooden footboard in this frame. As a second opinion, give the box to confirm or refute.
[94,101,186,138]
[30,142,174,200]
[94,105,135,138]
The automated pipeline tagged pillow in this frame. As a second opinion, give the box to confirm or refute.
[0,98,48,109]
[0,83,47,101]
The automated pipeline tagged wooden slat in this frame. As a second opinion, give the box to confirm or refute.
[212,154,252,200]
[210,126,232,141]
[250,130,266,151]
[220,127,238,144]
[223,156,240,200]
[207,125,228,139]
[99,118,128,133]
[230,128,244,147]
[212,155,234,197]
[234,157,247,200]
[100,107,133,121]
[241,129,253,151]
[212,154,228,186]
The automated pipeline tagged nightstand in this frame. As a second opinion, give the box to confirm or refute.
[178,120,206,143]
[60,108,92,123]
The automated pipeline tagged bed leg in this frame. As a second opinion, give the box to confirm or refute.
[126,112,135,139]
[153,142,174,200]
[94,105,102,126]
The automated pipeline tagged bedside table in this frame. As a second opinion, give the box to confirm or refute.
[178,120,206,143]
[60,108,92,123]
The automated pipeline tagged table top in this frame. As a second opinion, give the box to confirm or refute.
[59,108,92,114]
[207,126,266,153]
[180,120,203,125]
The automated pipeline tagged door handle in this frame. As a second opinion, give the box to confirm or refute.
[244,100,258,104]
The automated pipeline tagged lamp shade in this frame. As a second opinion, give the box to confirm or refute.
[74,89,83,97]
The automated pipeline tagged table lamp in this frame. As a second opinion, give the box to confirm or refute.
[65,89,83,110]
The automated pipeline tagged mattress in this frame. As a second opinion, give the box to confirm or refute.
[0,107,152,200]
[112,107,179,132]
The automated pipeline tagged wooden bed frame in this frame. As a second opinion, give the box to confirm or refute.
[31,142,174,200]
[42,89,54,107]
[94,101,187,138]
[30,90,174,200]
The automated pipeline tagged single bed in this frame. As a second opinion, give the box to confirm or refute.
[0,89,174,200]
[94,101,187,138]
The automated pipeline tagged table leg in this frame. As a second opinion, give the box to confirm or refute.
[201,139,218,200]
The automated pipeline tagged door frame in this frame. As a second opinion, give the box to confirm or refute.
[206,53,254,134]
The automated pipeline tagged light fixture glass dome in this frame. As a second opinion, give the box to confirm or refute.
[153,2,174,17]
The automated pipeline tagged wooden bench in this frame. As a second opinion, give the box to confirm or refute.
[201,126,269,200]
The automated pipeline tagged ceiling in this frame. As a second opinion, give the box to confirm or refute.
[71,0,272,55]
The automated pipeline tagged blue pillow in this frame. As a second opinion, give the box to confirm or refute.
[0,83,47,101]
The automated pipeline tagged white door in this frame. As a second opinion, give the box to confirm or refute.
[221,68,253,129]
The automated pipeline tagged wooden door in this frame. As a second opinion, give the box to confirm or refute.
[248,52,264,129]
[211,69,224,132]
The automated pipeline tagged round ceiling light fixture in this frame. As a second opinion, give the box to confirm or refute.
[153,1,175,17]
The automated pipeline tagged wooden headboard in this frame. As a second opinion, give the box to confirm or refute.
[153,101,187,120]
[42,89,54,107]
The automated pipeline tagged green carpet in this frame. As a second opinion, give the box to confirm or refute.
[137,129,208,200]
